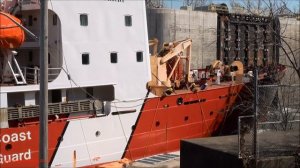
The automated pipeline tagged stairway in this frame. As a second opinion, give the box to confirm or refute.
[6,51,27,85]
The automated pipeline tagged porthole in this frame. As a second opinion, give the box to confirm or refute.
[95,131,101,137]
[5,144,12,151]
[184,116,189,121]
[177,97,183,105]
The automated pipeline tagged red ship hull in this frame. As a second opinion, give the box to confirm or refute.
[123,83,243,160]
[0,122,67,167]
[0,83,243,167]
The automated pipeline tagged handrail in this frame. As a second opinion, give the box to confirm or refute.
[21,0,39,5]
[2,99,98,121]
[23,66,62,84]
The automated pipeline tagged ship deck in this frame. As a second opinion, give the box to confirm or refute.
[129,152,180,168]
[171,81,245,95]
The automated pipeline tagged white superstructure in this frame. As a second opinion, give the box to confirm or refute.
[0,0,151,166]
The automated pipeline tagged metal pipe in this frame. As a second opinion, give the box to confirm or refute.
[253,67,258,166]
[39,0,48,167]
[258,84,300,88]
[253,25,259,167]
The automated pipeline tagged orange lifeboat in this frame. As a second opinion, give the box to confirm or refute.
[0,12,25,49]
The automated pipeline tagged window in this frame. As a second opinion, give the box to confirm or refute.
[136,51,143,62]
[28,51,33,62]
[51,90,61,103]
[80,14,88,26]
[48,53,51,64]
[28,15,33,26]
[86,87,93,98]
[53,14,57,26]
[110,52,118,63]
[82,53,90,65]
[125,15,132,27]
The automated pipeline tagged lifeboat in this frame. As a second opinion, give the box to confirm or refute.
[0,12,25,49]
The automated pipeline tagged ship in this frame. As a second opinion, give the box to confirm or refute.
[0,1,283,167]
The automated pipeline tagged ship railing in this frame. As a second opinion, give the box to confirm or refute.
[190,68,210,81]
[4,99,99,121]
[21,0,39,5]
[23,66,61,84]
[20,0,40,10]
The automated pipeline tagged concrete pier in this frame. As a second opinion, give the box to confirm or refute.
[181,131,299,168]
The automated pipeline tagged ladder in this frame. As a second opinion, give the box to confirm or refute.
[7,53,27,85]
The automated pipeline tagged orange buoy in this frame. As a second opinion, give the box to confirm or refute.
[0,12,25,49]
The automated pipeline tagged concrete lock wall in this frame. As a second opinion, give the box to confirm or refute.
[147,8,218,69]
[147,9,300,75]
[279,17,300,84]
[147,8,300,109]
[278,17,300,106]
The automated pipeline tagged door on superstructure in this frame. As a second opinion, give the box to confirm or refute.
[51,89,61,103]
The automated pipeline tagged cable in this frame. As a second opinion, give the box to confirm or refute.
[62,67,152,109]
[111,103,145,109]
[79,120,93,164]
[49,0,54,11]
[113,102,132,160]
[61,67,97,100]
[114,97,149,103]
[151,72,178,95]
[144,96,161,157]
[218,84,238,134]
[195,91,210,135]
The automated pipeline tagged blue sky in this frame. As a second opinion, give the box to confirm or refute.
[164,0,300,11]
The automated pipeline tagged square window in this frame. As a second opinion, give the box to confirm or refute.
[125,15,132,27]
[28,15,33,26]
[28,51,33,62]
[136,51,143,62]
[86,87,93,98]
[80,14,88,26]
[82,53,89,65]
[110,52,118,63]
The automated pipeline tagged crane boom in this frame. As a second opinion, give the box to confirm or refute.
[147,38,193,96]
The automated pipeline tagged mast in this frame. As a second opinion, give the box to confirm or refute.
[39,0,48,167]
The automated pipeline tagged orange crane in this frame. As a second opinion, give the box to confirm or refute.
[147,38,192,96]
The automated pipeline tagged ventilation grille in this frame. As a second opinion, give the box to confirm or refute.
[107,0,124,2]
[136,153,179,165]
[7,100,92,120]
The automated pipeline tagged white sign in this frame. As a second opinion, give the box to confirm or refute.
[0,131,32,143]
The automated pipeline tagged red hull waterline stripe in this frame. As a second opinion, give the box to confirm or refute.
[123,84,243,160]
